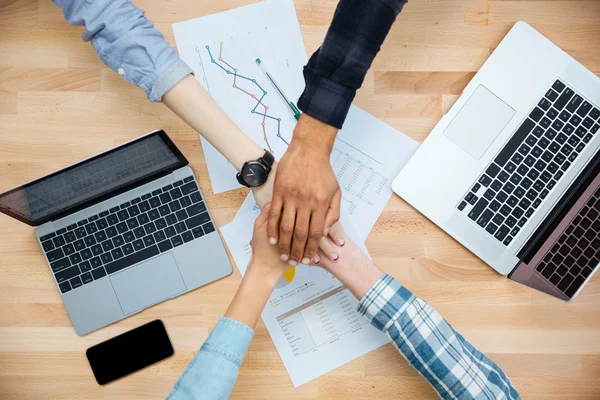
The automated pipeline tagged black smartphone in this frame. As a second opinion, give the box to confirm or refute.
[86,320,174,385]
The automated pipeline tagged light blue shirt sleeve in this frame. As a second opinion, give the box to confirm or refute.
[53,0,192,101]
[167,317,254,400]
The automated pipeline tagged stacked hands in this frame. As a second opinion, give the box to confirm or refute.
[249,202,384,302]
[253,114,345,267]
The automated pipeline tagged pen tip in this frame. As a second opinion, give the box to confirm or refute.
[256,58,261,64]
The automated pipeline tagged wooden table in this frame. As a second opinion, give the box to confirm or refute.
[1,0,599,398]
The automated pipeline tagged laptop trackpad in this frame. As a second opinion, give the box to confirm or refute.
[110,253,186,315]
[444,85,515,160]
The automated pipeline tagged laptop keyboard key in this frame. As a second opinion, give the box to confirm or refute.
[176,210,188,221]
[59,281,72,293]
[182,231,194,243]
[100,253,113,264]
[144,222,157,235]
[175,222,187,234]
[181,181,199,195]
[159,205,170,217]
[166,214,178,225]
[190,191,203,204]
[165,227,177,238]
[63,243,75,256]
[169,200,182,213]
[111,248,124,260]
[133,239,145,251]
[154,231,167,243]
[134,227,146,239]
[123,243,134,255]
[55,265,80,283]
[91,267,107,280]
[171,235,184,247]
[158,239,173,252]
[203,222,215,234]
[170,187,183,200]
[104,245,160,275]
[149,197,161,208]
[107,214,119,225]
[186,212,212,230]
[494,225,510,241]
[143,235,156,246]
[148,209,160,220]
[46,248,64,263]
[81,272,93,285]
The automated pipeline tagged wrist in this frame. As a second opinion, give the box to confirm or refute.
[246,260,281,289]
[291,114,337,156]
[327,254,384,300]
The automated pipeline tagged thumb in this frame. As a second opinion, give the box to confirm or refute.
[254,201,271,230]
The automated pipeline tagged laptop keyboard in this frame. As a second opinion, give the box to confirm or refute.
[457,80,600,246]
[535,187,600,298]
[39,176,216,294]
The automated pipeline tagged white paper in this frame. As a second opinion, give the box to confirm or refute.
[220,195,390,387]
[174,0,420,387]
[173,0,306,193]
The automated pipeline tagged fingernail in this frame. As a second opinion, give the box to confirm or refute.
[337,238,345,246]
[331,253,338,261]
[280,254,289,261]
[269,237,277,245]
[302,257,310,265]
[289,260,298,267]
[313,257,320,264]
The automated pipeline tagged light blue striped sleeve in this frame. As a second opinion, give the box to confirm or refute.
[167,317,254,400]
[53,0,192,101]
[358,274,520,400]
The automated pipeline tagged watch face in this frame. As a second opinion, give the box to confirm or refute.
[242,163,267,187]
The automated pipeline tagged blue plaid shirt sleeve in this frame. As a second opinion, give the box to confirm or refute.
[297,0,408,129]
[358,274,520,399]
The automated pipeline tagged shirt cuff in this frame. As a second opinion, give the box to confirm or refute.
[297,66,355,129]
[200,316,254,368]
[148,59,194,102]
[357,274,415,331]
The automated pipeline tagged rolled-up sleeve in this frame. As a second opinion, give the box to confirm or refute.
[298,0,407,129]
[53,0,192,101]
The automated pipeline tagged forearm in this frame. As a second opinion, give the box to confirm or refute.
[224,261,280,328]
[358,275,520,399]
[163,75,264,171]
[168,262,279,400]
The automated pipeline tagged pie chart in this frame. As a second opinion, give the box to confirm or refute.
[276,266,296,288]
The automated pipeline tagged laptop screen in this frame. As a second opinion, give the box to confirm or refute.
[0,131,187,226]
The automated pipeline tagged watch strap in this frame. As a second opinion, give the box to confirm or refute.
[261,150,274,168]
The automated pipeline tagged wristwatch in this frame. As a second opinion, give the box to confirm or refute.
[236,150,274,188]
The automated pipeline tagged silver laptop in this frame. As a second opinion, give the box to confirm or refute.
[0,130,232,334]
[392,22,600,300]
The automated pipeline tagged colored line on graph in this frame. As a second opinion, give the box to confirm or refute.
[206,43,289,152]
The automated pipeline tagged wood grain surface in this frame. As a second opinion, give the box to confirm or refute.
[1,0,599,398]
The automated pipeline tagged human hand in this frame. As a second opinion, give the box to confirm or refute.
[248,202,291,281]
[268,114,341,267]
[311,224,384,300]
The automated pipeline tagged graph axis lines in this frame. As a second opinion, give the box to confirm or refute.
[205,43,290,152]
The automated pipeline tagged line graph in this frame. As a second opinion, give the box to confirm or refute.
[206,42,289,153]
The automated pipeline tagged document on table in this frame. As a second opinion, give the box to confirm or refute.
[174,0,420,387]
[173,0,306,194]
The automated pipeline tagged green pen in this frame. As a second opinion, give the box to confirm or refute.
[256,58,301,121]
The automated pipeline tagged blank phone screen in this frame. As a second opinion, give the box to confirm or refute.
[86,320,174,385]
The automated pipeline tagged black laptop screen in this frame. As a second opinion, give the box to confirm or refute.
[0,131,187,226]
